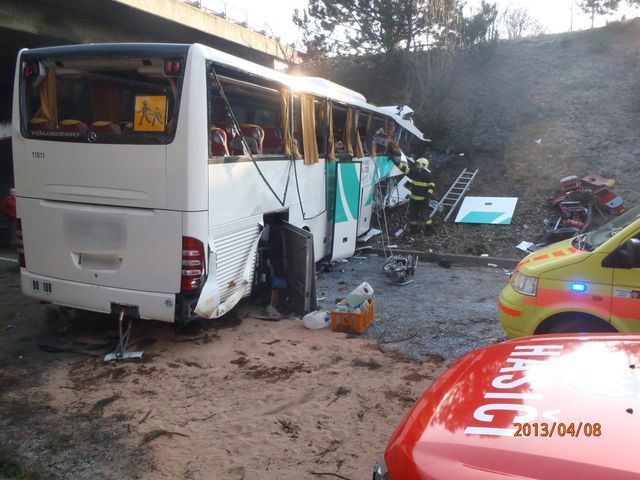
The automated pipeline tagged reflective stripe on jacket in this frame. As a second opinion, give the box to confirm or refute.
[396,161,435,201]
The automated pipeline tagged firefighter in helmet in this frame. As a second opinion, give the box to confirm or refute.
[389,141,436,236]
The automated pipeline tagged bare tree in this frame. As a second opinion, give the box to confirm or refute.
[500,7,546,39]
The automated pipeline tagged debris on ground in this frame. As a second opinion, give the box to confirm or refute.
[551,173,625,230]
[382,255,417,285]
[302,310,330,330]
[455,196,519,225]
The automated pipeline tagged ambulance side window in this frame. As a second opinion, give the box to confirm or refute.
[629,236,640,268]
[604,236,640,269]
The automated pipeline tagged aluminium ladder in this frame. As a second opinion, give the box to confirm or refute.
[430,168,478,222]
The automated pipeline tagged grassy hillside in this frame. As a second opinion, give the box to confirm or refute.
[300,19,640,256]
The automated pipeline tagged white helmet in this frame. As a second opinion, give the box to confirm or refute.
[416,157,429,170]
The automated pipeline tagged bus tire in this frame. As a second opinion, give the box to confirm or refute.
[535,313,617,335]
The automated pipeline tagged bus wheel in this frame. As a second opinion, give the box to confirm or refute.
[536,313,617,335]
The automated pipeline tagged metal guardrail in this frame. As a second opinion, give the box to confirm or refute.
[180,0,283,42]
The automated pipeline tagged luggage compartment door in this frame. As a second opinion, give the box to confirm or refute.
[282,221,317,313]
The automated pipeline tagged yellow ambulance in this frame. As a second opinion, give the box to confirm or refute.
[500,204,640,338]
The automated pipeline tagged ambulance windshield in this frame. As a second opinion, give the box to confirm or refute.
[581,205,640,251]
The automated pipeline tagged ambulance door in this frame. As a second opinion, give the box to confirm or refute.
[609,235,640,332]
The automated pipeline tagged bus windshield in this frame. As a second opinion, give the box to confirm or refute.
[20,56,182,144]
[577,204,640,251]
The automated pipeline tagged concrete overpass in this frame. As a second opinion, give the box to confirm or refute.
[0,0,297,187]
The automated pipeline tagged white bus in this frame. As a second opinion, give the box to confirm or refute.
[12,43,426,324]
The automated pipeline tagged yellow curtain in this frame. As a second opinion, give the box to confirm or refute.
[37,68,58,124]
[354,109,364,158]
[344,107,354,156]
[366,113,374,158]
[281,88,292,157]
[327,102,335,162]
[301,94,319,165]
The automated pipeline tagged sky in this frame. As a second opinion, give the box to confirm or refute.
[205,0,640,45]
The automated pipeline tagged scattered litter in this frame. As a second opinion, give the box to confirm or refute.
[303,311,330,330]
[534,138,542,144]
[394,228,404,237]
[459,153,465,156]
[455,197,518,225]
[357,228,381,242]
[351,256,368,260]
[487,263,498,268]
[516,241,535,252]
[480,254,489,257]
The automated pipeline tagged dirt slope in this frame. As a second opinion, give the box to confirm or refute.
[303,19,640,256]
[416,20,640,256]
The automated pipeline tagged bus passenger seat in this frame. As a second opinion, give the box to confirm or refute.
[215,123,236,153]
[29,118,56,133]
[239,124,265,154]
[58,119,89,136]
[262,126,283,154]
[91,121,122,135]
[210,127,230,156]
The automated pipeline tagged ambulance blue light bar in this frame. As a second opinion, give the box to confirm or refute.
[570,282,588,293]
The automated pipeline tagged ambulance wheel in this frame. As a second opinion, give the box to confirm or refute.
[537,313,617,334]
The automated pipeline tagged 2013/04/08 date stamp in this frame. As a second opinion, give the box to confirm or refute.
[514,422,602,437]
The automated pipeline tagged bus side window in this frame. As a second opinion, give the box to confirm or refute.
[371,115,390,154]
[315,99,327,157]
[359,111,371,155]
[332,105,346,154]
[208,64,284,160]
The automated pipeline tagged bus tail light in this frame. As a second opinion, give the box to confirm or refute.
[181,236,205,292]
[17,218,25,268]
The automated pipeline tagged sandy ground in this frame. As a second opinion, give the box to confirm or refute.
[37,313,444,480]
[1,262,447,480]
[0,251,508,479]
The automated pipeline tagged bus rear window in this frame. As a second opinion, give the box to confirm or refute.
[20,57,182,144]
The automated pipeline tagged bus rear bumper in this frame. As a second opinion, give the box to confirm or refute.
[21,270,177,322]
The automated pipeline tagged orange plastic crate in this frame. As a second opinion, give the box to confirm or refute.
[330,298,375,334]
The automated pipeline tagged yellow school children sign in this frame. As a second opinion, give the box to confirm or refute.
[134,96,167,132]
